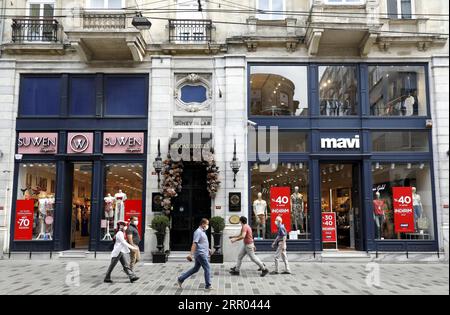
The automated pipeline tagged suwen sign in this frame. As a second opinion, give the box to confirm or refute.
[17,133,58,154]
[103,132,144,154]
[320,135,360,150]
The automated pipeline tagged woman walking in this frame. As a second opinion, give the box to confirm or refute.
[104,220,140,283]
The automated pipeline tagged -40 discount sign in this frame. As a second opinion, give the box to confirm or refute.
[393,187,415,233]
[270,187,292,234]
[322,212,337,243]
[14,200,35,240]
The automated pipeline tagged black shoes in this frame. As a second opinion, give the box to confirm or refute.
[261,269,269,277]
[130,276,140,283]
[104,279,113,283]
[229,270,240,276]
[257,264,267,271]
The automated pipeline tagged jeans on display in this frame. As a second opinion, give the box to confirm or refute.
[236,244,265,271]
[104,252,137,281]
[374,214,384,239]
[414,205,422,219]
[178,254,211,288]
[274,242,290,273]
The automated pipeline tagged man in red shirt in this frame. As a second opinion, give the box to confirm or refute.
[229,216,269,277]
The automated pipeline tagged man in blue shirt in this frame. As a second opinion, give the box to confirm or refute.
[176,218,212,290]
[271,216,291,275]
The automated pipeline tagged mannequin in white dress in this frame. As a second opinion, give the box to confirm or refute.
[253,192,268,239]
[114,190,127,226]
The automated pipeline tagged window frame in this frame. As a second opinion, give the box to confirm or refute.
[256,0,286,20]
[86,0,125,11]
[323,0,366,5]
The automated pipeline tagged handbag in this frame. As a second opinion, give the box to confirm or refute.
[417,215,429,231]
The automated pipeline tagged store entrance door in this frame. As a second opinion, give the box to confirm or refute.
[170,163,211,251]
[69,162,93,250]
[320,163,363,251]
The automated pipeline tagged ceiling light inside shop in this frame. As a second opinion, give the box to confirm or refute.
[407,163,412,169]
[391,163,395,169]
[419,163,425,169]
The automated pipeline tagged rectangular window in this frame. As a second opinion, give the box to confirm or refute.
[250,162,310,240]
[319,66,358,116]
[19,76,61,116]
[101,163,144,240]
[15,163,57,241]
[69,76,96,116]
[250,65,309,116]
[387,0,413,19]
[324,0,365,4]
[104,75,148,116]
[371,162,434,240]
[369,65,427,116]
[88,0,123,9]
[372,131,429,152]
[256,0,285,20]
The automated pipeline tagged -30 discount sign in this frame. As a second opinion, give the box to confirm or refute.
[322,212,337,243]
[14,200,35,241]
[393,187,415,233]
[270,187,291,234]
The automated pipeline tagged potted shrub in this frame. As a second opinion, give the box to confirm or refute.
[209,216,225,263]
[151,215,170,263]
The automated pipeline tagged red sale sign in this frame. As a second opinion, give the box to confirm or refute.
[14,200,35,241]
[124,200,143,237]
[393,187,415,233]
[322,212,337,243]
[270,187,291,234]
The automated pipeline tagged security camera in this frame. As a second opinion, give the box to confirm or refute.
[247,120,257,127]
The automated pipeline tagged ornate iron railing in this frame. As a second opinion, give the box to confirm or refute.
[82,13,127,29]
[12,18,59,42]
[169,19,212,43]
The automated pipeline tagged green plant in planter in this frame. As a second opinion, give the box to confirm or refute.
[151,215,170,253]
[210,216,225,233]
[151,215,170,233]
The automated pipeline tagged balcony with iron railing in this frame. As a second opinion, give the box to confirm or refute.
[82,12,127,30]
[11,18,59,43]
[169,19,212,43]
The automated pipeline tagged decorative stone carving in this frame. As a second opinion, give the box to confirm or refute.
[174,73,212,113]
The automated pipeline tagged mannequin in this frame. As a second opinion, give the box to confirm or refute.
[404,94,415,116]
[373,192,385,239]
[36,192,48,240]
[253,192,267,239]
[412,187,423,230]
[103,193,115,240]
[114,190,127,226]
[291,187,304,233]
[45,194,55,239]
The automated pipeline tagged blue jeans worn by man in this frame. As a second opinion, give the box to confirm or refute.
[178,253,211,288]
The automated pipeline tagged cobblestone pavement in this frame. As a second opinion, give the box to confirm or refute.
[0,260,448,295]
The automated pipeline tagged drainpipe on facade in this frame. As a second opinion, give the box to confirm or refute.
[0,0,4,58]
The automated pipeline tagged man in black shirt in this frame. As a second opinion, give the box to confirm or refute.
[126,216,141,271]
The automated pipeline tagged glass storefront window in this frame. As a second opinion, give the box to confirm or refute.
[371,162,434,240]
[250,163,310,240]
[249,130,309,153]
[250,66,309,116]
[369,65,427,116]
[372,131,429,152]
[15,163,56,241]
[319,66,358,116]
[101,163,144,240]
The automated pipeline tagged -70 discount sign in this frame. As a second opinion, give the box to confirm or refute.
[270,187,292,234]
[14,200,35,241]
[393,187,415,233]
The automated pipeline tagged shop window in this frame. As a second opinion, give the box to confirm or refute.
[15,163,57,241]
[19,76,61,116]
[69,76,96,116]
[372,131,429,152]
[101,163,144,241]
[319,66,358,116]
[250,163,310,240]
[250,66,309,117]
[250,129,309,153]
[104,75,148,116]
[369,65,427,116]
[371,162,434,240]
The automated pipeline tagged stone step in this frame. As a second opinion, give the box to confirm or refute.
[167,251,190,262]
